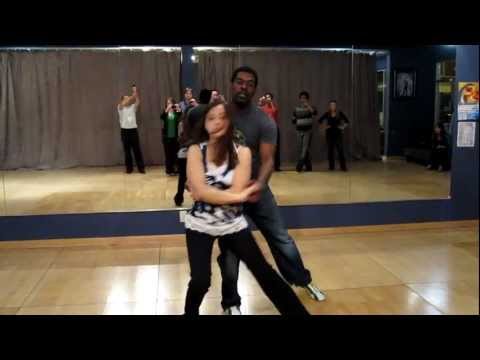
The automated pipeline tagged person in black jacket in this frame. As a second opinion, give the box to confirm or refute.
[427,123,450,171]
[174,89,213,206]
[318,100,349,171]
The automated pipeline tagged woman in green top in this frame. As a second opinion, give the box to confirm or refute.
[161,97,182,175]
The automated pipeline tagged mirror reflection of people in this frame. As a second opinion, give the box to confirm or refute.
[215,67,325,315]
[179,87,194,113]
[260,92,281,171]
[427,122,450,172]
[117,84,145,174]
[257,95,266,108]
[292,91,317,172]
[183,100,309,316]
[318,100,349,171]
[174,89,212,207]
[210,88,220,103]
[161,97,182,176]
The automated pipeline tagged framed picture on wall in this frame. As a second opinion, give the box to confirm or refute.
[394,68,416,99]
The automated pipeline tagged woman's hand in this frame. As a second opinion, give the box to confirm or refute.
[243,180,263,203]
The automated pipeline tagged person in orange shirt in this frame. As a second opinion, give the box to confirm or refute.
[261,92,281,171]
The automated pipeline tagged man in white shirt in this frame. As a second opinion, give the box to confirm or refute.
[117,85,145,174]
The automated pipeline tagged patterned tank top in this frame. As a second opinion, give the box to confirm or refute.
[184,142,248,237]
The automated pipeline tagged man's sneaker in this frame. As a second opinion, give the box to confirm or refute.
[304,283,326,301]
[222,306,242,315]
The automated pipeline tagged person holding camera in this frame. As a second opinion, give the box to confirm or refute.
[117,84,145,174]
[260,92,281,171]
[161,97,182,175]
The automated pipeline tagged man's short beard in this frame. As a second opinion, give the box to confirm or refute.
[233,93,251,108]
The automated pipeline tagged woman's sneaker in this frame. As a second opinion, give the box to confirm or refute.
[304,283,326,301]
[222,306,242,315]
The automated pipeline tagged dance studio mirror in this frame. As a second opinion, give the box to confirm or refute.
[0,45,453,215]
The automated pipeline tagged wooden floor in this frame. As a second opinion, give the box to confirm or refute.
[0,220,477,315]
[0,159,451,215]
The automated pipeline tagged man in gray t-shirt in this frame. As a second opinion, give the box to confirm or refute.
[217,66,326,315]
[232,102,277,180]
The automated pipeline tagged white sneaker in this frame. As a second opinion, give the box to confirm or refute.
[304,283,326,302]
[222,306,242,315]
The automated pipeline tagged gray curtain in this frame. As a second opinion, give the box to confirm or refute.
[0,49,181,170]
[196,49,379,164]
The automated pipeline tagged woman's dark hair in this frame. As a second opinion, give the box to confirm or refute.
[231,66,258,87]
[299,91,310,99]
[191,100,238,169]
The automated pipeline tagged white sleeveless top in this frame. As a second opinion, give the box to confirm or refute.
[184,142,249,237]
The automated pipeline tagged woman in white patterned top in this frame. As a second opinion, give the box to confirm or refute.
[183,100,309,316]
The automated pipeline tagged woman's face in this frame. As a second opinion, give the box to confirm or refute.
[434,126,441,134]
[167,99,174,107]
[205,104,229,140]
[329,102,337,112]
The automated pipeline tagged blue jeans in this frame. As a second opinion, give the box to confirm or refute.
[217,186,312,309]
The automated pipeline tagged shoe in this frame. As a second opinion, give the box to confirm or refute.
[126,169,133,174]
[341,168,347,172]
[139,169,146,174]
[304,283,326,302]
[222,306,242,315]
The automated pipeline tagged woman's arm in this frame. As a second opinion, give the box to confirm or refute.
[187,145,257,205]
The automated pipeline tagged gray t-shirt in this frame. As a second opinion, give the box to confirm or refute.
[232,103,277,179]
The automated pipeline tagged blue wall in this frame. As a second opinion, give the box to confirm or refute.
[0,46,477,242]
[387,46,456,156]
[450,45,479,220]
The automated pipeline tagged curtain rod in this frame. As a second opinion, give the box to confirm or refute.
[0,46,181,52]
[193,47,383,55]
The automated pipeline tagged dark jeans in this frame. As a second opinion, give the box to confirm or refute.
[217,187,312,310]
[275,125,281,171]
[121,128,145,172]
[175,158,187,204]
[163,137,179,174]
[184,228,309,316]
[430,147,450,170]
[326,128,346,170]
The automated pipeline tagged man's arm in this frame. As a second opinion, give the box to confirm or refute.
[257,142,275,187]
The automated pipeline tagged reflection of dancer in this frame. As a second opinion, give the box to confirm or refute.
[183,100,309,316]
[174,89,212,207]
[292,91,317,172]
[161,98,182,175]
[179,87,194,112]
[117,85,145,174]
[217,67,325,315]
[318,100,349,171]
[427,123,450,172]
